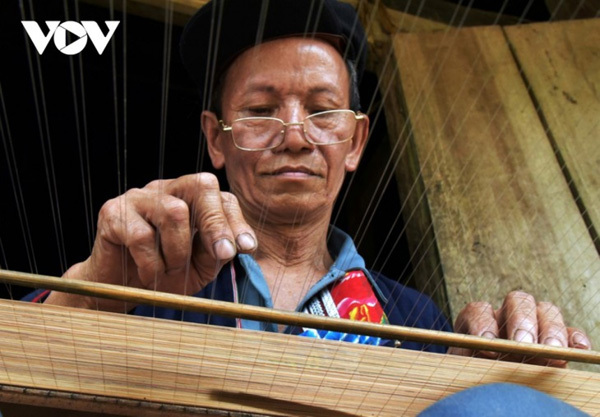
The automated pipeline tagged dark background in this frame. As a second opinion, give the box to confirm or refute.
[0,0,555,300]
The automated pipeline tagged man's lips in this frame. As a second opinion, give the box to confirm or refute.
[263,166,323,177]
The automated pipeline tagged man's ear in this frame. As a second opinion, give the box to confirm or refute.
[344,113,370,172]
[201,110,225,169]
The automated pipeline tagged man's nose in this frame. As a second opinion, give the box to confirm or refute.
[275,119,315,152]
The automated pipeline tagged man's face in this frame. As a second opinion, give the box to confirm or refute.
[203,37,368,225]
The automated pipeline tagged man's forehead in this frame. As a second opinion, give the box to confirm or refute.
[219,38,350,109]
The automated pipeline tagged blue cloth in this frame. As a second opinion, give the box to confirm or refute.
[23,227,452,353]
[418,383,590,416]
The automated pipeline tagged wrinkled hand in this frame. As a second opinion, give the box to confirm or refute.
[448,291,592,367]
[46,173,257,311]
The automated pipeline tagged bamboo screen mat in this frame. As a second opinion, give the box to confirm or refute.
[0,299,599,416]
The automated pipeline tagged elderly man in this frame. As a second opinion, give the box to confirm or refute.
[23,0,592,414]
[28,0,589,361]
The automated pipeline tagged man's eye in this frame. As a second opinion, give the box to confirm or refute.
[247,107,274,116]
[309,108,334,115]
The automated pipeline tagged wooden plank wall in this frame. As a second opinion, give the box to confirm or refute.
[505,19,600,245]
[383,19,600,369]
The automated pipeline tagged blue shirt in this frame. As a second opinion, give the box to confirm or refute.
[131,227,452,352]
[25,227,452,353]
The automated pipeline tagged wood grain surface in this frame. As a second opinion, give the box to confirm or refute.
[389,23,600,361]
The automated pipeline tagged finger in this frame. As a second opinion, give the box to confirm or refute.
[536,302,568,348]
[220,192,257,253]
[143,194,192,274]
[499,291,538,344]
[567,327,592,350]
[453,301,499,359]
[454,301,499,337]
[533,302,569,367]
[98,195,165,284]
[167,173,236,262]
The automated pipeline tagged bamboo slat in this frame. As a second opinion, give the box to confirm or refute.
[505,19,600,247]
[388,24,600,364]
[0,299,599,416]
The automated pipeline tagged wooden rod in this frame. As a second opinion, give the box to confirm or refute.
[1,268,599,364]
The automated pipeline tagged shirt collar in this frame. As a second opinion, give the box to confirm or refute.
[236,226,387,330]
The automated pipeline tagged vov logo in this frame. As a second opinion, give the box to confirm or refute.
[21,21,120,55]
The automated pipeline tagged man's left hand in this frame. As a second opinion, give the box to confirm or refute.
[448,291,592,367]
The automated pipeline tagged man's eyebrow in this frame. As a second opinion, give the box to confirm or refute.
[307,86,342,95]
[241,84,342,96]
[242,84,277,94]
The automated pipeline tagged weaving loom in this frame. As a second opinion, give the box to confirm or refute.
[0,0,599,415]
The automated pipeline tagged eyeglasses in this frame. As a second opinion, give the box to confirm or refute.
[219,109,365,151]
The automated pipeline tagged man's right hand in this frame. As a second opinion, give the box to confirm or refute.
[45,173,257,312]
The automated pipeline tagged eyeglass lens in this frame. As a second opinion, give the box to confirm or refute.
[231,111,356,150]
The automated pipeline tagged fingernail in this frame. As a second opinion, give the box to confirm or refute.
[571,332,590,349]
[213,238,236,260]
[514,329,534,343]
[481,331,497,339]
[236,233,257,251]
[543,337,564,348]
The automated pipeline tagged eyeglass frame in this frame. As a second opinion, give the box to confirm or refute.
[218,109,366,151]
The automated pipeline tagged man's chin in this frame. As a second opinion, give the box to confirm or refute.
[254,191,332,221]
